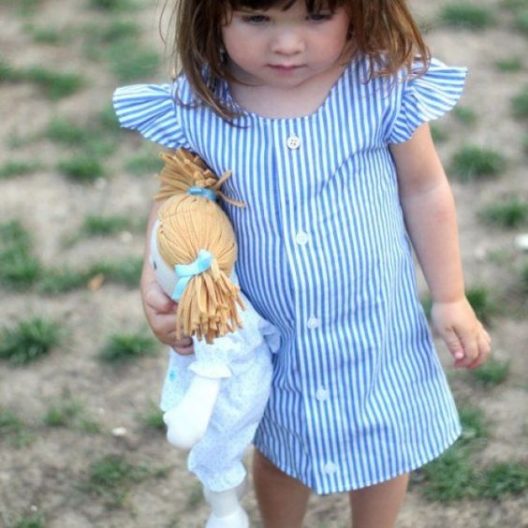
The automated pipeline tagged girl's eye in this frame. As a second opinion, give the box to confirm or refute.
[242,14,270,24]
[307,12,333,22]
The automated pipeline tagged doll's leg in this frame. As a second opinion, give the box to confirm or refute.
[252,449,311,528]
[203,479,249,528]
[163,375,221,449]
[348,473,409,528]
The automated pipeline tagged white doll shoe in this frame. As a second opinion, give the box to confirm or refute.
[205,507,249,528]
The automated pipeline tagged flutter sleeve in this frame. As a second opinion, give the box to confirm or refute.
[112,83,189,149]
[387,58,468,144]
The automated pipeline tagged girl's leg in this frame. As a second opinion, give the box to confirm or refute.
[252,449,311,528]
[349,473,409,528]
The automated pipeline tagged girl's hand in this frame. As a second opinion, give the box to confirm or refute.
[141,266,194,355]
[431,298,491,369]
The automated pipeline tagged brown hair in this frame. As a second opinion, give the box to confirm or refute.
[163,0,430,120]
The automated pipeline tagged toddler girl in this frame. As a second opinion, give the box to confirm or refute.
[113,1,491,526]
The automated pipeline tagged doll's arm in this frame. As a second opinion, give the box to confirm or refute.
[163,372,221,449]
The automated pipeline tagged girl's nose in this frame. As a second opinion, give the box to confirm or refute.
[270,30,304,55]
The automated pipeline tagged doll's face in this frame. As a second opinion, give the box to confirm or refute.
[150,219,177,298]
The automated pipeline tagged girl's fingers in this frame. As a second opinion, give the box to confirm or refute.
[467,328,492,369]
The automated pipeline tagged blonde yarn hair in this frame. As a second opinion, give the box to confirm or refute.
[155,149,245,343]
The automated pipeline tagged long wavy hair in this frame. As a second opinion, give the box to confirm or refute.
[162,0,430,119]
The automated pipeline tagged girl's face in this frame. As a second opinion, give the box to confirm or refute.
[221,0,350,90]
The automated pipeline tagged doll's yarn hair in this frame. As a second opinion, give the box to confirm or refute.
[155,149,245,343]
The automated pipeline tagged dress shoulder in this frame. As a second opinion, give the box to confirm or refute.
[387,58,468,144]
[112,77,192,149]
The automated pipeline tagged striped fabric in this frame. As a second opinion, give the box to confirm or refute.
[114,56,466,494]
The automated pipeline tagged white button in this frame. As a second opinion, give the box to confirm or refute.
[307,316,320,329]
[286,135,301,149]
[323,462,338,475]
[295,231,309,245]
[315,387,329,401]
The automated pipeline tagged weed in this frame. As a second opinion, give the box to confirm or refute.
[185,481,205,510]
[83,454,150,507]
[430,124,448,143]
[0,220,42,290]
[21,66,84,100]
[88,0,138,11]
[43,399,83,427]
[82,20,140,61]
[458,406,488,444]
[26,24,69,45]
[450,145,506,182]
[477,462,528,499]
[439,4,495,29]
[466,286,496,324]
[37,268,90,294]
[12,514,45,528]
[88,257,143,287]
[46,118,88,145]
[0,60,21,82]
[515,9,528,34]
[0,161,41,179]
[57,156,105,183]
[125,151,164,176]
[0,408,33,447]
[512,87,528,119]
[81,215,132,236]
[420,444,477,501]
[479,197,528,229]
[139,402,165,431]
[99,332,157,363]
[98,104,122,135]
[495,57,523,72]
[471,358,510,387]
[453,106,477,126]
[106,41,160,82]
[0,317,61,365]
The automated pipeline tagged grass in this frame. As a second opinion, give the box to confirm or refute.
[458,406,488,444]
[478,462,528,499]
[88,0,138,11]
[450,145,506,182]
[12,514,45,528]
[82,20,140,61]
[430,124,449,143]
[124,151,164,176]
[420,444,477,501]
[471,358,510,387]
[20,66,84,100]
[478,197,528,229]
[0,317,61,365]
[495,57,523,72]
[107,42,161,82]
[38,256,143,294]
[514,8,528,34]
[466,286,496,325]
[98,331,157,363]
[0,408,34,448]
[57,156,105,183]
[43,397,100,432]
[512,87,528,120]
[453,106,478,126]
[0,220,42,290]
[80,214,134,236]
[138,402,165,431]
[0,160,41,179]
[25,24,71,45]
[82,454,150,507]
[439,4,495,29]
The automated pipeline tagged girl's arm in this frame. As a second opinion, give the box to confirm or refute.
[142,201,194,354]
[390,123,491,369]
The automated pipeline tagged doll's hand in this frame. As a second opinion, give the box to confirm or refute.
[163,375,221,449]
[141,263,194,354]
[431,298,491,369]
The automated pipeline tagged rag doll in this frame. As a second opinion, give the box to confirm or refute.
[151,150,279,528]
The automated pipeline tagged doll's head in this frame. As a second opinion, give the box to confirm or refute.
[164,0,429,119]
[151,150,244,343]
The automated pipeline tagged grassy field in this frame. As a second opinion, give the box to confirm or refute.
[1,0,527,527]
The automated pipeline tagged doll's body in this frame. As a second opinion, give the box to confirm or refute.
[150,218,278,528]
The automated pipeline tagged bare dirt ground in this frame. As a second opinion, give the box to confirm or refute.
[0,0,527,527]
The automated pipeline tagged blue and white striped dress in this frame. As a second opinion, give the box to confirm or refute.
[114,56,466,494]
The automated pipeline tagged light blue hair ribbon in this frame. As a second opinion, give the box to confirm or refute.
[186,186,217,201]
[171,249,213,301]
